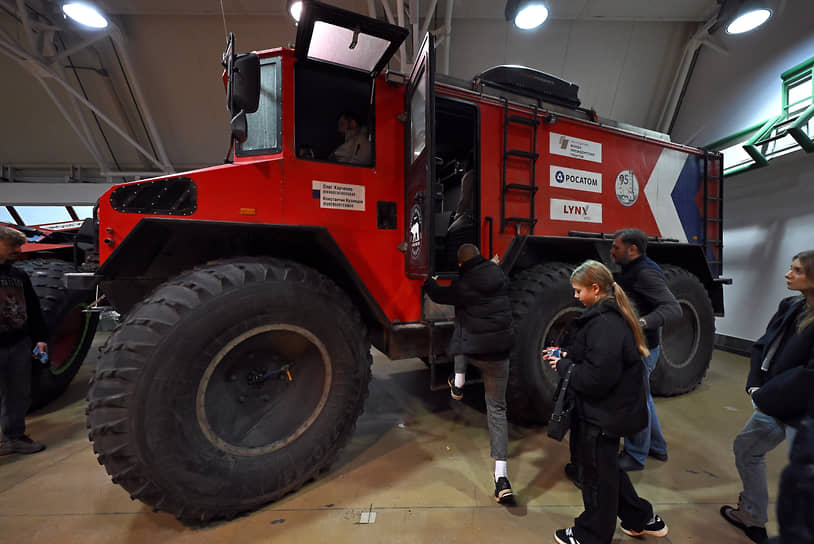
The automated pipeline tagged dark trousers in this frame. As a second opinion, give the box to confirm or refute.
[573,420,653,544]
[0,338,32,441]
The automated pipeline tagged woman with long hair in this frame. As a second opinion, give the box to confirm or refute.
[722,249,814,543]
[546,260,668,544]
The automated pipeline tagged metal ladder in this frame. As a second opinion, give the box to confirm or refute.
[703,152,724,277]
[501,98,539,234]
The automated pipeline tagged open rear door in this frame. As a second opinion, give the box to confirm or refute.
[294,1,408,77]
[404,33,435,279]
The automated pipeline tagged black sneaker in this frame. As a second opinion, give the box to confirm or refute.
[0,435,45,455]
[720,505,768,543]
[447,375,463,400]
[621,514,669,537]
[494,476,513,503]
[554,527,582,544]
[618,451,645,472]
[648,449,669,462]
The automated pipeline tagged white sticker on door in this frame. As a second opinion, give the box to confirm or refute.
[549,133,602,163]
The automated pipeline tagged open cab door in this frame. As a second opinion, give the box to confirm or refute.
[294,1,408,77]
[405,33,435,279]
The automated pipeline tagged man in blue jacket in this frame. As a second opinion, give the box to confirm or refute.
[424,243,515,503]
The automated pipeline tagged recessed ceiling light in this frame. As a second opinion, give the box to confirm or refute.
[62,2,109,29]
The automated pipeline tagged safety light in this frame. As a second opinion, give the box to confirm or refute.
[505,1,549,31]
[62,2,109,29]
[725,7,772,34]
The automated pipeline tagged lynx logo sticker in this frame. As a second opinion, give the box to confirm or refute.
[409,204,423,258]
[550,198,602,223]
[550,132,602,163]
[615,170,639,207]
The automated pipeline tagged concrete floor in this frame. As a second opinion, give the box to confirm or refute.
[0,332,786,543]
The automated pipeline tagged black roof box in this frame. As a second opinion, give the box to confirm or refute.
[472,65,580,109]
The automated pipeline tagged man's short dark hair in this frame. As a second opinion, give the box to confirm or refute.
[457,243,480,263]
[0,225,27,246]
[614,228,648,254]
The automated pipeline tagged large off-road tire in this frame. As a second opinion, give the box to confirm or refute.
[86,259,372,522]
[507,263,581,424]
[651,265,715,396]
[17,259,99,411]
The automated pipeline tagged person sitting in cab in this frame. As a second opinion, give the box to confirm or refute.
[329,111,371,165]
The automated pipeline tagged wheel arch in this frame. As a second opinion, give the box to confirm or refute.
[98,218,389,346]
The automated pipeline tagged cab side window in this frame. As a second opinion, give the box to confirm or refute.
[295,62,375,167]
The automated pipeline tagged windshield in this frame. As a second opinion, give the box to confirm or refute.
[237,58,282,156]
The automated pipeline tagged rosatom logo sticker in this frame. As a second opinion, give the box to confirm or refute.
[550,165,602,193]
[615,170,639,207]
[312,180,365,210]
[550,132,602,163]
[550,198,602,223]
[410,204,423,258]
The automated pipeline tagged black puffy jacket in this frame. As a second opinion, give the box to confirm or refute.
[423,255,514,360]
[772,399,814,544]
[556,298,647,438]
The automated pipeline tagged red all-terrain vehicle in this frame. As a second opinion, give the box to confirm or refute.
[1,219,99,410]
[70,1,726,522]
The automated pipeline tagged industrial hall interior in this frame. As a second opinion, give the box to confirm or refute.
[2,0,814,543]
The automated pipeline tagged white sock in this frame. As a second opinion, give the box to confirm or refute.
[494,460,507,481]
[454,373,465,388]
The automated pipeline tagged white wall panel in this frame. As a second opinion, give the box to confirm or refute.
[448,18,693,129]
[669,1,814,342]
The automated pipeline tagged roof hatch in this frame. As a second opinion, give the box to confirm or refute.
[294,1,409,78]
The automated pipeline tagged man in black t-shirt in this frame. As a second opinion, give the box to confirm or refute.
[0,226,48,455]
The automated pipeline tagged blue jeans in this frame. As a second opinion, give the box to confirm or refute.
[734,408,796,525]
[623,347,667,465]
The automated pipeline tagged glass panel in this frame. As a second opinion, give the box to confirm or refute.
[308,22,390,73]
[721,143,754,174]
[786,74,812,116]
[15,206,72,225]
[0,207,15,224]
[241,61,281,154]
[761,132,799,159]
[410,68,427,163]
[73,206,93,219]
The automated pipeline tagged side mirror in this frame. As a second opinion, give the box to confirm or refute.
[230,111,248,143]
[224,33,260,115]
[229,53,260,114]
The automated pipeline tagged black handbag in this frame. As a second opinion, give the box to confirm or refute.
[547,365,574,441]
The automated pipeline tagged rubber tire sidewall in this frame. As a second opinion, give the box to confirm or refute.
[16,258,99,412]
[651,265,715,396]
[508,263,581,424]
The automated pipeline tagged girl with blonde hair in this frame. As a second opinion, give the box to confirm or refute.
[546,260,668,544]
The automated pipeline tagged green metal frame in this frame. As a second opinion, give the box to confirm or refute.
[709,56,814,177]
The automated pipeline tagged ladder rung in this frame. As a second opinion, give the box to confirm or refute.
[706,196,723,201]
[505,217,537,224]
[507,115,539,126]
[706,218,723,222]
[707,238,722,243]
[506,183,538,192]
[506,150,539,160]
